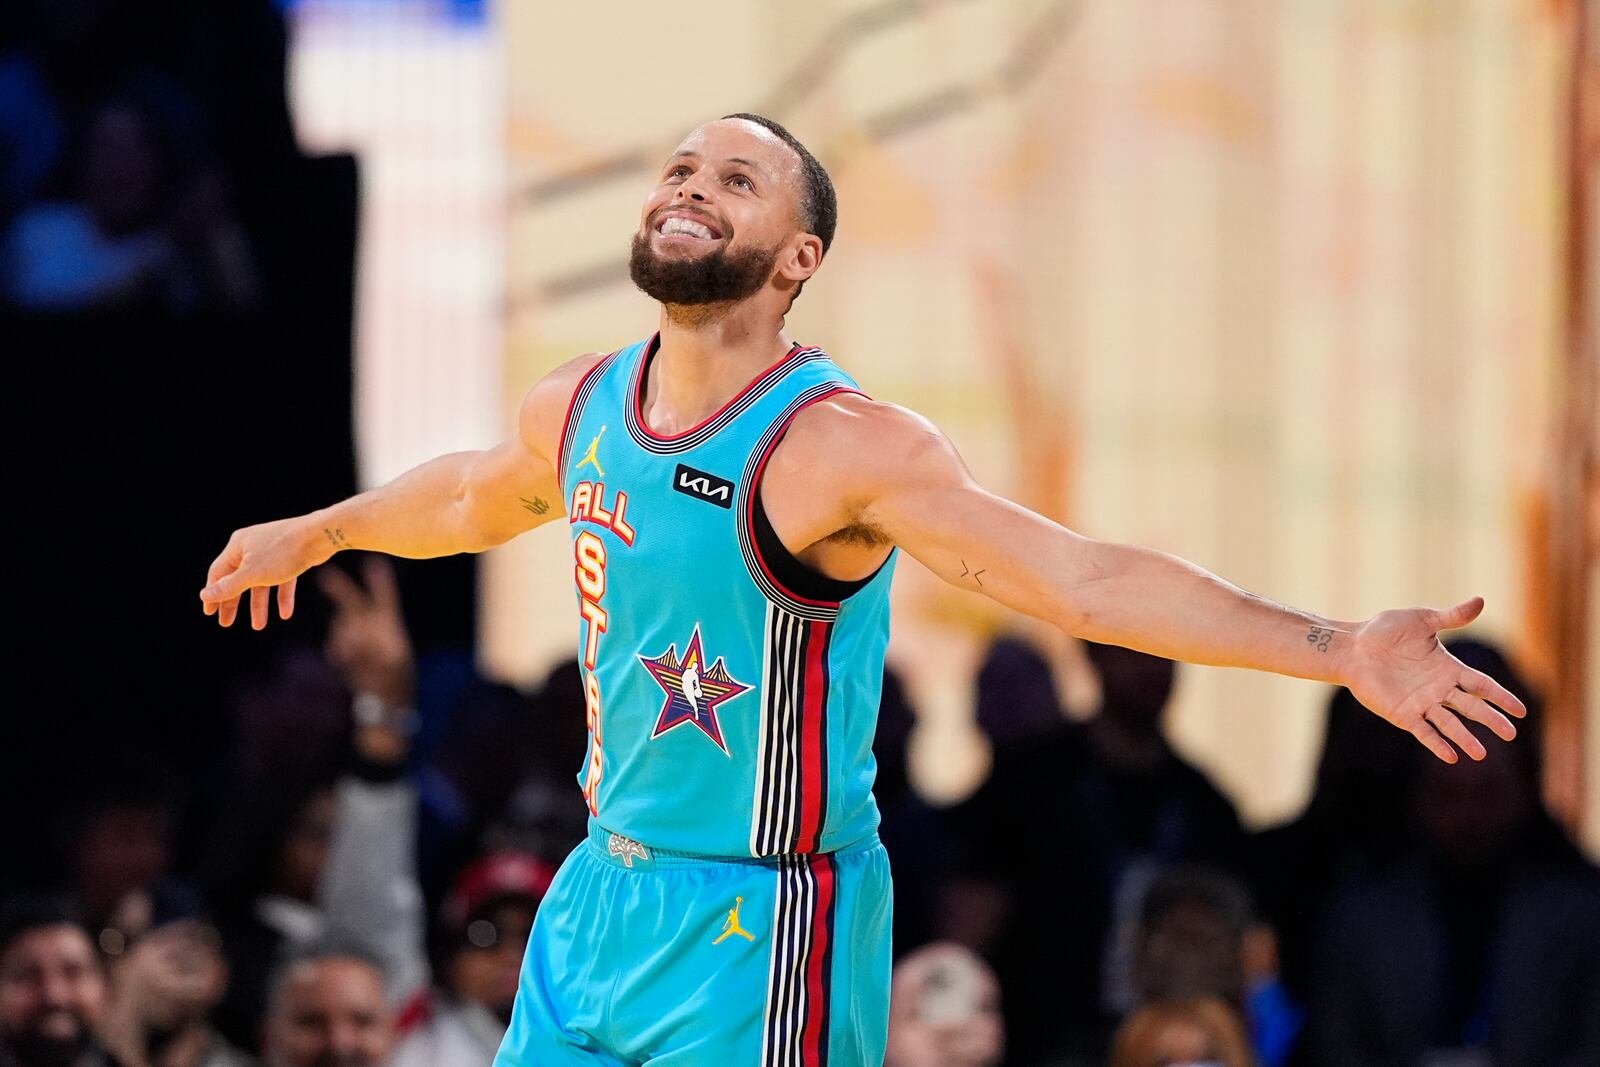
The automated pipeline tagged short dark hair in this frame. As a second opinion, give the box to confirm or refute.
[263,935,388,1019]
[0,894,92,961]
[721,113,837,257]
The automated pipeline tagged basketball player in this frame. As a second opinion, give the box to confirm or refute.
[198,113,1527,1065]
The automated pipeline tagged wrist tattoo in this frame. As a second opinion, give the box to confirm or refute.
[958,559,987,587]
[323,527,350,551]
[520,496,551,516]
[1306,625,1334,653]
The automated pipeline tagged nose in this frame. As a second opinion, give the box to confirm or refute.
[674,169,714,203]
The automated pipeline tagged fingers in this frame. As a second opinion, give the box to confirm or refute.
[1424,704,1488,761]
[250,586,269,630]
[1442,686,1517,741]
[1430,595,1484,632]
[201,545,242,614]
[364,556,401,613]
[317,564,366,611]
[1410,715,1459,764]
[219,594,241,628]
[278,577,296,621]
[1459,667,1528,718]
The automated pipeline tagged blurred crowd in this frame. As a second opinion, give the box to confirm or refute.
[0,0,282,314]
[4,4,1596,1067]
[2,550,1595,1067]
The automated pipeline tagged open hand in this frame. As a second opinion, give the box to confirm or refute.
[1338,596,1528,763]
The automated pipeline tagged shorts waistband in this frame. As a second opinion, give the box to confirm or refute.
[585,820,881,871]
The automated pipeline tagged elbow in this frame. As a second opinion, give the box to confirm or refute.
[1051,596,1092,641]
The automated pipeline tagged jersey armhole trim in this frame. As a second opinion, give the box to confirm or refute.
[742,385,893,611]
[556,349,618,498]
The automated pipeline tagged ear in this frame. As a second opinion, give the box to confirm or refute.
[777,233,824,285]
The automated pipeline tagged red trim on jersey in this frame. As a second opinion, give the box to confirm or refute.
[796,618,831,852]
[801,853,837,1066]
[556,351,616,496]
[744,385,868,609]
[631,332,805,442]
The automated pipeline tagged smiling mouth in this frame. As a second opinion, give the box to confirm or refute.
[654,213,724,241]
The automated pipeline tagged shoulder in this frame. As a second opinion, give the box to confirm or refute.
[781,392,968,495]
[518,350,612,461]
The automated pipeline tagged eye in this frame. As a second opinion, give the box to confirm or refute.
[667,165,691,180]
[729,174,754,191]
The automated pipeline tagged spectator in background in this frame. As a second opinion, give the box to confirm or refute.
[62,770,204,963]
[1130,868,1248,1009]
[0,896,126,1067]
[259,946,393,1067]
[2,97,181,310]
[392,852,553,1067]
[414,681,545,917]
[1245,680,1416,1015]
[206,784,336,1056]
[884,943,1003,1067]
[1109,998,1254,1067]
[209,558,428,1054]
[0,92,255,313]
[96,920,252,1067]
[1128,867,1299,1067]
[1307,638,1600,1067]
[973,637,1064,749]
[482,659,597,870]
[871,667,947,957]
[942,638,1246,1065]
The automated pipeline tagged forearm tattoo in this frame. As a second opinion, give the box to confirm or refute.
[1306,625,1334,653]
[323,527,350,551]
[520,496,551,516]
[958,559,987,587]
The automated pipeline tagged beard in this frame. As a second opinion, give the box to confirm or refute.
[628,228,780,306]
[1,1022,95,1067]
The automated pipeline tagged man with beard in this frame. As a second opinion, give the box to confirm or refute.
[0,898,126,1067]
[259,947,392,1067]
[200,113,1528,1065]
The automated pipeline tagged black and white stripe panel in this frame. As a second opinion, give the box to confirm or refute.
[751,603,806,857]
[734,381,851,622]
[760,854,818,1067]
[623,345,826,455]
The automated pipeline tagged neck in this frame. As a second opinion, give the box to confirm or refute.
[145,1022,213,1067]
[647,301,794,433]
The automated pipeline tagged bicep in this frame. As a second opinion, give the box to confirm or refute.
[458,430,564,550]
[856,421,1101,629]
[459,355,599,549]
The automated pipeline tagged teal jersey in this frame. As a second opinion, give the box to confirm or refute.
[556,333,899,858]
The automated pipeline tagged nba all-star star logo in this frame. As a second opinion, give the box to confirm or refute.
[638,625,750,755]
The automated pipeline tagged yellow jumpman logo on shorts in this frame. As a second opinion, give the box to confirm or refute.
[577,426,606,478]
[712,896,756,944]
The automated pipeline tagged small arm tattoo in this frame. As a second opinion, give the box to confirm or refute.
[323,527,350,551]
[520,496,551,516]
[1307,625,1334,652]
[959,559,987,587]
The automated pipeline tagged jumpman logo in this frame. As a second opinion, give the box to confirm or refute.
[577,426,607,478]
[712,896,757,944]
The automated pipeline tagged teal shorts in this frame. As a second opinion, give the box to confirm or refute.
[492,820,893,1066]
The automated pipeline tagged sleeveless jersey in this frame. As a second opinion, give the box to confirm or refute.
[555,332,899,858]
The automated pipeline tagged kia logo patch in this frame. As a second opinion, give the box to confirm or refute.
[673,464,735,508]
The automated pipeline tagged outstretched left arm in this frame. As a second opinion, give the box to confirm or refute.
[829,397,1526,763]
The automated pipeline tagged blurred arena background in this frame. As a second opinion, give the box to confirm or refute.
[1,2,1595,1067]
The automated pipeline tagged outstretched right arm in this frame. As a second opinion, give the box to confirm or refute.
[199,351,605,629]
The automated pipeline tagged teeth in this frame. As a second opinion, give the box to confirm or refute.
[660,216,715,239]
